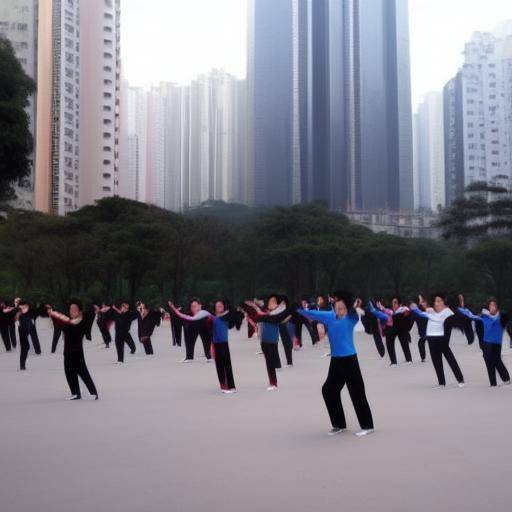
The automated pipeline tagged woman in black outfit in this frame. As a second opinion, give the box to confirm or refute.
[16,299,42,371]
[136,301,162,355]
[47,300,98,401]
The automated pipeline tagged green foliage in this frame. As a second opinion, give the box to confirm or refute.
[0,37,36,202]
[0,198,509,307]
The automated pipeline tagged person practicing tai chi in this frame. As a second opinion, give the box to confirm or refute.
[94,302,114,348]
[169,300,243,393]
[368,298,413,366]
[172,298,212,363]
[16,298,42,371]
[109,301,138,364]
[297,292,374,437]
[458,295,511,387]
[410,293,465,388]
[47,300,99,401]
[245,295,290,391]
[136,301,162,355]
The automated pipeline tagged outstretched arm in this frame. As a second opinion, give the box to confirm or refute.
[368,301,389,322]
[296,309,335,326]
[168,302,213,322]
[457,307,483,323]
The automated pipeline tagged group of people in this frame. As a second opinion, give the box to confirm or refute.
[1,290,511,437]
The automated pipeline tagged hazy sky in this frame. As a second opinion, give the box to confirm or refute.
[121,0,512,106]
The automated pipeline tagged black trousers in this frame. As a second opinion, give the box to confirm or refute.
[482,342,510,387]
[171,323,182,347]
[19,328,40,370]
[278,324,293,366]
[322,355,374,430]
[372,330,386,358]
[427,337,464,385]
[0,325,12,351]
[51,326,63,353]
[386,332,412,364]
[9,323,17,348]
[115,332,136,362]
[30,325,41,354]
[97,319,112,346]
[261,342,281,386]
[19,332,31,370]
[297,321,319,346]
[64,352,97,397]
[184,327,211,360]
[418,336,427,362]
[213,343,235,389]
[141,338,154,355]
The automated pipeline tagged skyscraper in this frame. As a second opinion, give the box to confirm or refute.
[247,0,414,211]
[35,0,81,215]
[0,0,38,209]
[460,24,512,190]
[79,0,121,207]
[416,92,445,211]
[120,84,148,202]
[247,0,296,206]
[443,72,465,206]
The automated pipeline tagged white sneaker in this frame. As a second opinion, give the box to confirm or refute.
[433,385,446,389]
[225,389,237,394]
[457,382,465,388]
[66,395,81,401]
[180,358,193,363]
[114,361,123,365]
[255,351,263,355]
[286,364,293,368]
[355,429,374,437]
[499,381,511,387]
[266,385,278,391]
[405,361,413,365]
[327,428,346,436]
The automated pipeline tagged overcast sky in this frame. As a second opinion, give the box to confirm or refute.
[121,0,512,106]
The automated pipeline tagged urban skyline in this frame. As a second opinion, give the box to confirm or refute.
[1,0,511,216]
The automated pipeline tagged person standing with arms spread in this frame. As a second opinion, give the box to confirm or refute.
[410,293,465,389]
[458,295,510,387]
[297,292,374,437]
[47,300,99,401]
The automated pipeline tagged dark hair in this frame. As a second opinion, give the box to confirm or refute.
[332,290,354,309]
[190,297,202,306]
[68,298,83,312]
[486,298,499,309]
[431,292,447,304]
[214,299,230,310]
[264,294,279,309]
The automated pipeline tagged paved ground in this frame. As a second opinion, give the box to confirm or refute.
[1,318,511,512]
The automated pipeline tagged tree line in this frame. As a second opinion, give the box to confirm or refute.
[0,198,510,310]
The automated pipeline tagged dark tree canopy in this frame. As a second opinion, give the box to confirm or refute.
[0,36,36,203]
[0,198,510,311]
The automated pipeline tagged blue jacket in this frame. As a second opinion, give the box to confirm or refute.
[298,309,359,357]
[458,308,509,345]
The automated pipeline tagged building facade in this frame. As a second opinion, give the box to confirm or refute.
[35,0,81,215]
[79,0,121,207]
[416,92,445,211]
[247,0,414,211]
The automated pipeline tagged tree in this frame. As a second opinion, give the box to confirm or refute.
[0,37,36,203]
[439,182,512,243]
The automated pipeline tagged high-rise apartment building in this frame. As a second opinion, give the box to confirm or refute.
[416,92,445,211]
[35,0,81,215]
[79,0,121,207]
